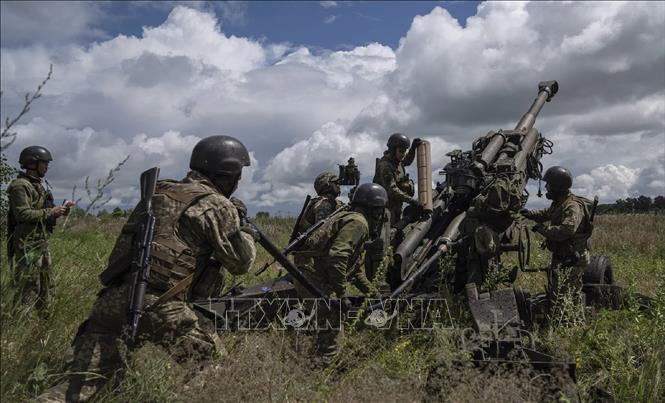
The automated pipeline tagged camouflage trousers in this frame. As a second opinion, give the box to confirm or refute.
[293,273,344,364]
[37,283,222,403]
[11,244,52,311]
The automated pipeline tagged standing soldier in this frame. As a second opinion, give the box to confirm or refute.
[520,166,594,297]
[293,183,388,365]
[298,171,345,233]
[38,136,257,402]
[7,146,75,311]
[373,133,423,227]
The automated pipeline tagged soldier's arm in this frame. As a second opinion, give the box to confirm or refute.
[327,219,367,297]
[527,207,551,223]
[403,146,416,166]
[380,164,412,203]
[350,258,375,295]
[185,195,256,275]
[538,203,582,241]
[8,182,54,223]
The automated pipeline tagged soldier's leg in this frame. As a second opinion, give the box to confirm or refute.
[13,245,43,307]
[36,249,53,311]
[144,298,222,366]
[313,299,343,364]
[37,286,127,402]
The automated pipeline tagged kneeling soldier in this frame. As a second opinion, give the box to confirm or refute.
[38,136,257,402]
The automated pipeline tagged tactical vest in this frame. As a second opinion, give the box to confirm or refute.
[105,180,215,293]
[545,194,594,263]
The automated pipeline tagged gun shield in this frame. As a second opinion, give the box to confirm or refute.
[416,140,433,211]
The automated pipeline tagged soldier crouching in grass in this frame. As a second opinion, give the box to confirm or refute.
[521,166,594,310]
[7,146,75,313]
[37,136,257,402]
[292,183,388,366]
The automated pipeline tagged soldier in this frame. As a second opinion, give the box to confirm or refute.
[520,166,593,297]
[298,171,345,233]
[293,183,388,365]
[7,146,75,311]
[38,136,257,402]
[373,133,423,226]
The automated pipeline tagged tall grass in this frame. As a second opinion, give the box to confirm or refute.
[1,214,663,402]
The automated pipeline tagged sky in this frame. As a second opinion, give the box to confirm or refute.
[1,1,664,214]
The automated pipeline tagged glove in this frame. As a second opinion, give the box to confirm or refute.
[412,138,423,148]
[230,197,247,219]
[241,224,260,241]
[520,208,534,219]
[532,223,544,233]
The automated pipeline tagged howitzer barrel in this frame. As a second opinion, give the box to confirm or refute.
[513,127,540,173]
[514,80,558,133]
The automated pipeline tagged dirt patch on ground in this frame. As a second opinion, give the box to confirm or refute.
[425,359,579,403]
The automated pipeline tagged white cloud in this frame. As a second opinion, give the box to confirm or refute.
[2,2,664,214]
[324,15,338,25]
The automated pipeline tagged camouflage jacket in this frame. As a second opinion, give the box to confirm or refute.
[298,196,346,232]
[297,210,374,297]
[105,170,255,298]
[7,172,55,252]
[530,192,593,261]
[373,150,415,209]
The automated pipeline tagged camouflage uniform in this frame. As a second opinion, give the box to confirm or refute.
[373,150,415,226]
[298,196,346,233]
[7,172,56,309]
[38,171,256,402]
[293,210,375,360]
[528,192,593,292]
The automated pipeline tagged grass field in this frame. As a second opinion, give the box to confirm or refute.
[1,214,663,402]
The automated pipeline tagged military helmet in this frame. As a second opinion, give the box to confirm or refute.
[542,166,573,191]
[387,133,410,150]
[19,146,53,169]
[314,171,339,195]
[190,135,250,176]
[351,183,388,208]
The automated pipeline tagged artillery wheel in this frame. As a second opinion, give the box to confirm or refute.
[513,287,533,328]
[582,255,613,285]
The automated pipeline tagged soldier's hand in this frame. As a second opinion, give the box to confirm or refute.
[51,206,68,218]
[412,138,423,148]
[64,200,77,215]
[230,197,248,219]
[520,208,533,219]
[241,224,260,241]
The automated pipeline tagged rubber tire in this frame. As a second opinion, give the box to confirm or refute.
[582,255,614,285]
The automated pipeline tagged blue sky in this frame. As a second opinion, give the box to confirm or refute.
[1,1,663,214]
[98,1,480,51]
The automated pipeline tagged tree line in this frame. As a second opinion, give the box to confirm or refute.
[596,195,665,214]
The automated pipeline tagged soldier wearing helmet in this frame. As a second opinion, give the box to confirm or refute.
[38,136,257,402]
[521,166,594,294]
[373,133,423,226]
[7,146,75,311]
[298,171,345,233]
[293,183,388,365]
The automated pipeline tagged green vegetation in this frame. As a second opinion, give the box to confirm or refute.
[1,214,663,402]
